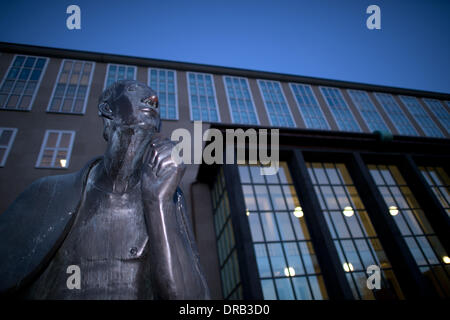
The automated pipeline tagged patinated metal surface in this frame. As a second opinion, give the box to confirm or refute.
[0,80,210,299]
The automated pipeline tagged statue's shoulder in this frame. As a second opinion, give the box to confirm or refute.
[0,157,101,295]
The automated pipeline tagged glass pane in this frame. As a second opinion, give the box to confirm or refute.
[40,149,54,167]
[55,150,68,168]
[0,130,12,145]
[254,185,272,211]
[267,243,286,277]
[260,212,279,241]
[275,212,295,241]
[269,185,286,210]
[59,133,72,148]
[248,214,264,242]
[18,95,31,109]
[292,277,312,299]
[261,279,277,300]
[275,278,295,300]
[254,244,272,277]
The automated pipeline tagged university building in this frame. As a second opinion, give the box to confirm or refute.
[0,42,449,300]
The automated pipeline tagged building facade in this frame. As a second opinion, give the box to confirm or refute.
[0,42,449,300]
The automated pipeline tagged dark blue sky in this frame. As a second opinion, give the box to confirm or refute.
[0,0,449,94]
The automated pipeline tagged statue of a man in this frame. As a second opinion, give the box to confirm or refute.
[0,80,210,299]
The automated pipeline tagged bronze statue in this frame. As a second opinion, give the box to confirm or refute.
[0,80,210,299]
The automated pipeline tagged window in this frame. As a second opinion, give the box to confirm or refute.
[0,128,18,167]
[373,93,418,136]
[307,162,403,299]
[368,164,450,297]
[187,72,219,122]
[320,87,361,132]
[148,68,178,120]
[419,166,450,218]
[422,98,450,134]
[239,162,328,300]
[0,55,48,111]
[211,167,243,299]
[36,130,75,169]
[399,96,444,138]
[223,76,259,125]
[48,60,95,114]
[347,90,390,133]
[257,80,295,127]
[289,83,329,130]
[104,64,136,89]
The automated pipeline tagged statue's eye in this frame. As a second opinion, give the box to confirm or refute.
[127,85,137,92]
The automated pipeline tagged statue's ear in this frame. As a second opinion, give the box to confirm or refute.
[102,118,111,141]
[98,102,113,119]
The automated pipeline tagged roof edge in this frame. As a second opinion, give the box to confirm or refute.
[1,41,449,99]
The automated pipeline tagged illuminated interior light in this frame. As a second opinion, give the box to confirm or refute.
[284,266,296,277]
[60,159,67,167]
[343,262,354,272]
[443,256,450,264]
[342,206,354,217]
[246,209,250,216]
[293,206,303,218]
[389,206,399,216]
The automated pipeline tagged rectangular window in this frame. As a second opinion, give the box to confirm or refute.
[148,68,178,120]
[422,98,450,134]
[223,76,259,125]
[368,164,450,297]
[289,83,330,130]
[238,162,328,300]
[319,87,361,132]
[104,64,136,89]
[399,96,444,138]
[0,127,18,167]
[47,60,95,114]
[211,167,243,299]
[257,80,295,127]
[36,130,75,169]
[373,93,418,136]
[419,166,450,218]
[187,72,219,122]
[348,90,390,133]
[307,162,403,299]
[0,55,48,111]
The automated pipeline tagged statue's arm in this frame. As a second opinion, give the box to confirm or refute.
[143,189,210,300]
[141,137,210,300]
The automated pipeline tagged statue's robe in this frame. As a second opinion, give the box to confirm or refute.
[0,157,202,297]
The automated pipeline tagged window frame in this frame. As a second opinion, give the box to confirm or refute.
[422,98,450,135]
[319,86,362,133]
[399,95,445,138]
[257,79,296,128]
[223,75,260,125]
[347,89,390,133]
[0,54,49,111]
[0,127,18,167]
[289,83,330,130]
[103,63,137,90]
[35,129,76,169]
[186,71,221,123]
[46,59,96,115]
[148,67,179,120]
[373,92,418,136]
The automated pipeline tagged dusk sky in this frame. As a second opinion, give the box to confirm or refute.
[0,0,449,94]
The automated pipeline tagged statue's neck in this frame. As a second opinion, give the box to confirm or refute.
[99,129,152,194]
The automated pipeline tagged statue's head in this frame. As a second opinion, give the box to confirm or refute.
[98,80,161,141]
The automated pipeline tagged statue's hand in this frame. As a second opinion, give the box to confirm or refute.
[141,135,186,203]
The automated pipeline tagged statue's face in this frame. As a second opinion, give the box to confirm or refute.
[99,80,160,132]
